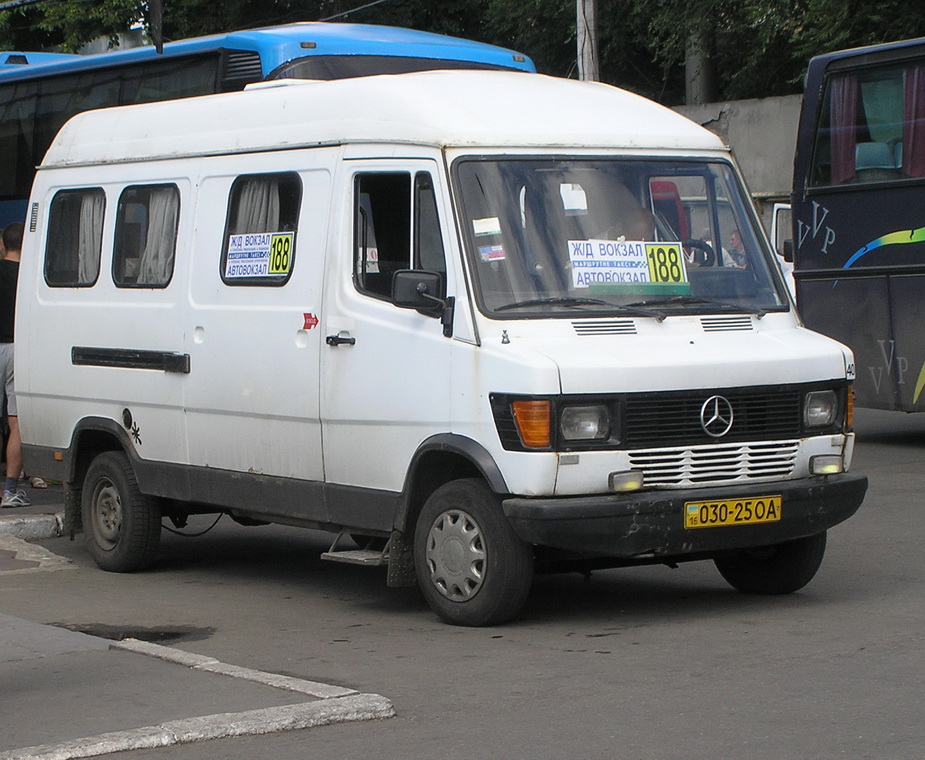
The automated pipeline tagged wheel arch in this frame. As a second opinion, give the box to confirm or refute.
[61,417,137,534]
[394,434,509,534]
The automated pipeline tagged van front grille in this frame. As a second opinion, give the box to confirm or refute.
[624,388,803,449]
[629,441,798,486]
[490,383,841,453]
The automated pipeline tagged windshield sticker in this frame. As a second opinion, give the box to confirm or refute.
[559,183,588,216]
[479,244,506,262]
[226,231,294,279]
[473,217,502,237]
[568,240,688,288]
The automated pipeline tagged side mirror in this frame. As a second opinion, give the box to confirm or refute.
[392,270,455,338]
[392,270,445,310]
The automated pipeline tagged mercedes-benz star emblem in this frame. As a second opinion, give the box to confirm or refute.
[700,395,734,438]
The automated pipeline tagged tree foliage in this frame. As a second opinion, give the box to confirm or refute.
[2,0,925,104]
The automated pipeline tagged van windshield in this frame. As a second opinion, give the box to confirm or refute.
[454,158,789,318]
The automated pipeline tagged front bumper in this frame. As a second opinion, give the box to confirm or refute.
[502,473,867,558]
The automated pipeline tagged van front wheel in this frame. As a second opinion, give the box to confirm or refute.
[714,532,827,595]
[414,479,533,627]
[82,451,161,573]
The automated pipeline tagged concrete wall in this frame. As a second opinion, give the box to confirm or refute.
[675,94,802,229]
[79,29,145,55]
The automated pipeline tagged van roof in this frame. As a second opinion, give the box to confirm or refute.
[41,71,724,167]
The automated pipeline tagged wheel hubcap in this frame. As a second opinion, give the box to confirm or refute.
[425,509,486,601]
[93,480,122,549]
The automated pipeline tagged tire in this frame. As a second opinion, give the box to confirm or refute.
[81,451,161,573]
[714,532,827,595]
[414,479,534,627]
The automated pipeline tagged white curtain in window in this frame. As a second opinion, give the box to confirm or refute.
[235,178,280,233]
[77,192,104,284]
[138,187,178,284]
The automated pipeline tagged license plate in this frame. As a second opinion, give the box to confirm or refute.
[684,495,782,529]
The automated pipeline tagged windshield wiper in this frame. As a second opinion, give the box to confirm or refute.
[495,297,666,320]
[626,295,766,318]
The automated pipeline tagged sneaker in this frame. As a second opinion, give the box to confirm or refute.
[1,489,31,508]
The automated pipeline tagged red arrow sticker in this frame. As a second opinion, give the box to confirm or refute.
[303,313,319,330]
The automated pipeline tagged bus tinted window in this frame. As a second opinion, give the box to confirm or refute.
[0,24,533,228]
[0,58,218,201]
[811,61,925,186]
[275,54,527,80]
[120,56,218,103]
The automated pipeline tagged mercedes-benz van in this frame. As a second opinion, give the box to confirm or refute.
[17,71,866,625]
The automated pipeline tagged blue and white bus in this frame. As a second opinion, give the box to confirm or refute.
[792,36,925,412]
[0,23,534,225]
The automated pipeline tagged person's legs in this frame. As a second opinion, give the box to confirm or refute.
[1,344,29,508]
[5,414,21,484]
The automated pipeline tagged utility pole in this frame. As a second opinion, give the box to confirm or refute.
[576,0,599,81]
[148,0,164,53]
[685,30,718,105]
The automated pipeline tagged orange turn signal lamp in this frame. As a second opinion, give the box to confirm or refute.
[511,400,551,448]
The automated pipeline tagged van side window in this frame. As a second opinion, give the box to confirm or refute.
[414,172,446,275]
[113,184,179,288]
[355,171,444,300]
[221,172,301,286]
[355,173,411,298]
[44,187,105,287]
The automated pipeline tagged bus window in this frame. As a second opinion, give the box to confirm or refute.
[810,61,925,187]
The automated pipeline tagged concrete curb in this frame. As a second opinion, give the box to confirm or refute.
[0,638,395,760]
[0,532,73,572]
[0,512,64,541]
[0,695,395,760]
[113,638,358,699]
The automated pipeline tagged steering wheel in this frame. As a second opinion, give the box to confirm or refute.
[682,239,716,268]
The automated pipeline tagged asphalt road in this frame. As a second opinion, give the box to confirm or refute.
[1,407,922,760]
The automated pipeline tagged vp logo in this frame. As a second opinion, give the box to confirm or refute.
[869,339,908,394]
[797,201,836,255]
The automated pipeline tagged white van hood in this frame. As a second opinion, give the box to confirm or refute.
[487,317,851,394]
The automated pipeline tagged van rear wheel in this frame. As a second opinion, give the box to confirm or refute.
[714,532,827,595]
[82,451,161,572]
[414,479,533,627]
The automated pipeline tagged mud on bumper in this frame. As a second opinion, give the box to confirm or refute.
[502,474,867,559]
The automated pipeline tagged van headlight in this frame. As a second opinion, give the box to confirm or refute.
[804,390,838,428]
[560,405,610,441]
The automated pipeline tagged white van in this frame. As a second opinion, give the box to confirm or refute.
[17,71,866,626]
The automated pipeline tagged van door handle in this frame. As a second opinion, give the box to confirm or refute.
[326,334,356,347]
